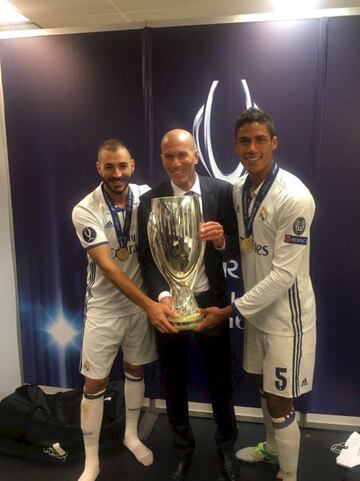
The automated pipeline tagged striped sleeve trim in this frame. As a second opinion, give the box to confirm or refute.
[85,241,109,251]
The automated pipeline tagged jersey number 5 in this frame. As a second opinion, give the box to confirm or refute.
[275,367,287,391]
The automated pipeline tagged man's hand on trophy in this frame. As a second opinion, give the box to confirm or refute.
[194,305,232,332]
[159,296,176,311]
[147,298,178,334]
[200,221,225,249]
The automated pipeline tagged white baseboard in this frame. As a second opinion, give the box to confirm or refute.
[39,385,71,394]
[304,413,360,431]
[149,399,360,431]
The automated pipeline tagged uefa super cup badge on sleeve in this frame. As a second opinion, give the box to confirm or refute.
[148,195,205,330]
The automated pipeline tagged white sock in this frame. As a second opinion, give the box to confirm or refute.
[272,410,300,481]
[260,390,277,455]
[78,390,105,481]
[123,373,153,467]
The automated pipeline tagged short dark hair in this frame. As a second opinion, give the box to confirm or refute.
[235,107,276,139]
[97,139,130,159]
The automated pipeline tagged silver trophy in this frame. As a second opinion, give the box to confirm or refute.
[148,195,205,330]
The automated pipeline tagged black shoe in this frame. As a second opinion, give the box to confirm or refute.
[170,459,192,481]
[219,450,239,481]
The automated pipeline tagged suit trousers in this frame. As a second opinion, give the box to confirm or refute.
[156,290,237,461]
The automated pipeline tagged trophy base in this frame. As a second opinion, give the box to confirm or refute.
[170,312,204,331]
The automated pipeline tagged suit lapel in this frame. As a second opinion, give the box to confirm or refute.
[165,182,174,196]
[155,181,173,197]
[199,176,214,221]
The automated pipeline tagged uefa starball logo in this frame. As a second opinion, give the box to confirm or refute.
[192,79,258,184]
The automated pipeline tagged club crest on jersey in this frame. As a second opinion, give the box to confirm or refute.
[293,217,306,235]
[259,206,268,222]
[82,227,96,243]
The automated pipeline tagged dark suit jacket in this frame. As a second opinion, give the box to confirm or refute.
[138,175,239,307]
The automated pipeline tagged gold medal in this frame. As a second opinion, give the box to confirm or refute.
[240,237,254,253]
[116,248,130,261]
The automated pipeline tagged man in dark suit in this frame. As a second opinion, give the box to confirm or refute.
[138,129,239,481]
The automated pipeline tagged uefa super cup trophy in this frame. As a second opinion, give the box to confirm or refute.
[148,195,205,330]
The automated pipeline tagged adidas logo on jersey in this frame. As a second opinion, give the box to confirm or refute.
[301,378,308,387]
[104,220,113,228]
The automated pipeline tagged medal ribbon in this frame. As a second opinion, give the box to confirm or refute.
[102,184,133,249]
[242,162,279,238]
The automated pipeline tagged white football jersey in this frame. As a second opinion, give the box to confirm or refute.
[232,168,316,336]
[72,183,150,318]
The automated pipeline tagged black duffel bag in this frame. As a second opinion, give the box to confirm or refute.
[0,382,124,463]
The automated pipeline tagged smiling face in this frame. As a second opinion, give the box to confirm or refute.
[235,121,278,186]
[160,129,198,192]
[96,146,134,202]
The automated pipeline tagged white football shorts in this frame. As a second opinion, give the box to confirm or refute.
[243,321,316,398]
[80,310,158,379]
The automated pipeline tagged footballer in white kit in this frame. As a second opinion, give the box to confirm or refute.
[72,182,157,377]
[232,167,316,399]
[71,139,173,481]
[195,109,316,481]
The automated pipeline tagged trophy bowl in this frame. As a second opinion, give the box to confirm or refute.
[147,195,205,330]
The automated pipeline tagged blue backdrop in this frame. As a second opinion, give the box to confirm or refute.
[0,16,359,416]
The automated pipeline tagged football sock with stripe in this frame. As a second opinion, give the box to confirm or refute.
[123,373,153,466]
[78,389,105,481]
[272,409,300,481]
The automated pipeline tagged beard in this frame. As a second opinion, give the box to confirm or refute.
[101,173,132,197]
